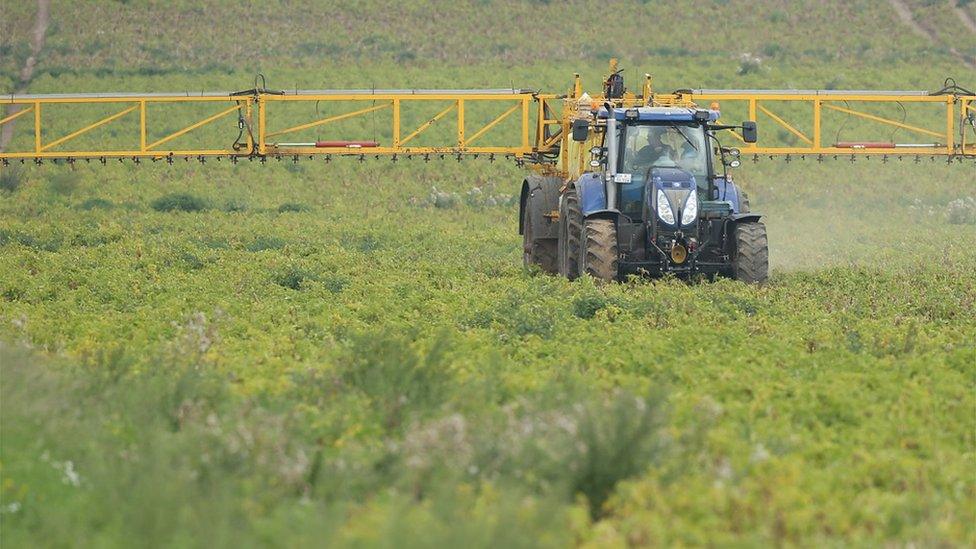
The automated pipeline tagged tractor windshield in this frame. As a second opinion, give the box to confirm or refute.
[619,123,709,182]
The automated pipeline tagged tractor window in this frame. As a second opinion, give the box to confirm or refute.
[620,124,708,182]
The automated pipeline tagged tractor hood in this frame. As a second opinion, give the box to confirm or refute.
[646,167,699,229]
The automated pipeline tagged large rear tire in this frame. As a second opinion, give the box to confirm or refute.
[732,222,768,284]
[523,205,557,273]
[580,218,619,282]
[558,187,582,279]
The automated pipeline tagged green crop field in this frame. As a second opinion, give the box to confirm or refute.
[1,1,975,547]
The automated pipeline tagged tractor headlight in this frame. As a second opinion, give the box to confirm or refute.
[681,189,698,225]
[656,189,675,225]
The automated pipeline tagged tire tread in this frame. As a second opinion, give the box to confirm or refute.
[559,188,582,279]
[732,222,768,284]
[581,218,618,282]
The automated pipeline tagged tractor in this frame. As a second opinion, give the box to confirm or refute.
[520,70,767,283]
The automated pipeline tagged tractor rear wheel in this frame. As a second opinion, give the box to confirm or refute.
[580,218,619,282]
[732,222,768,283]
[523,204,557,273]
[558,187,582,279]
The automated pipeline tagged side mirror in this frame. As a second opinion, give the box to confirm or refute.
[742,121,758,143]
[572,119,590,142]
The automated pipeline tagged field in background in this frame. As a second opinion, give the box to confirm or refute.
[1,1,975,547]
[2,0,975,94]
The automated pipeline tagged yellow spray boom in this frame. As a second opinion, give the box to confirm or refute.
[1,74,973,176]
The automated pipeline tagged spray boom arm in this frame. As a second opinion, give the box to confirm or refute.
[1,75,973,171]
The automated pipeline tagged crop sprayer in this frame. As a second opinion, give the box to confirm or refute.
[2,62,974,282]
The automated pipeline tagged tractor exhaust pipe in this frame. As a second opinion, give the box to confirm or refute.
[605,109,618,210]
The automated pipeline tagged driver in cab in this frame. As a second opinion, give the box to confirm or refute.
[630,127,693,171]
[632,127,672,168]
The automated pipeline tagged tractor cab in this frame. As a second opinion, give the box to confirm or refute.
[589,106,721,224]
[604,108,717,221]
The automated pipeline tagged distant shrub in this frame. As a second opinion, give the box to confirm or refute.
[78,198,114,210]
[470,292,556,338]
[9,232,62,252]
[428,187,459,209]
[761,42,783,58]
[824,77,845,90]
[246,235,287,252]
[737,53,764,75]
[0,166,23,193]
[946,197,976,225]
[178,252,206,270]
[273,266,316,290]
[277,202,310,213]
[48,172,80,195]
[199,237,229,250]
[321,274,349,294]
[573,293,610,319]
[396,50,417,63]
[151,193,209,212]
[69,231,122,248]
[221,199,248,212]
[342,234,382,253]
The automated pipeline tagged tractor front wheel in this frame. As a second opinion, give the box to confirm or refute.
[580,218,619,282]
[731,222,768,283]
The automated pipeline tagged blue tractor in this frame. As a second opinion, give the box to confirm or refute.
[520,102,767,283]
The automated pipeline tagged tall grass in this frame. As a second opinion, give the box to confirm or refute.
[0,342,669,546]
